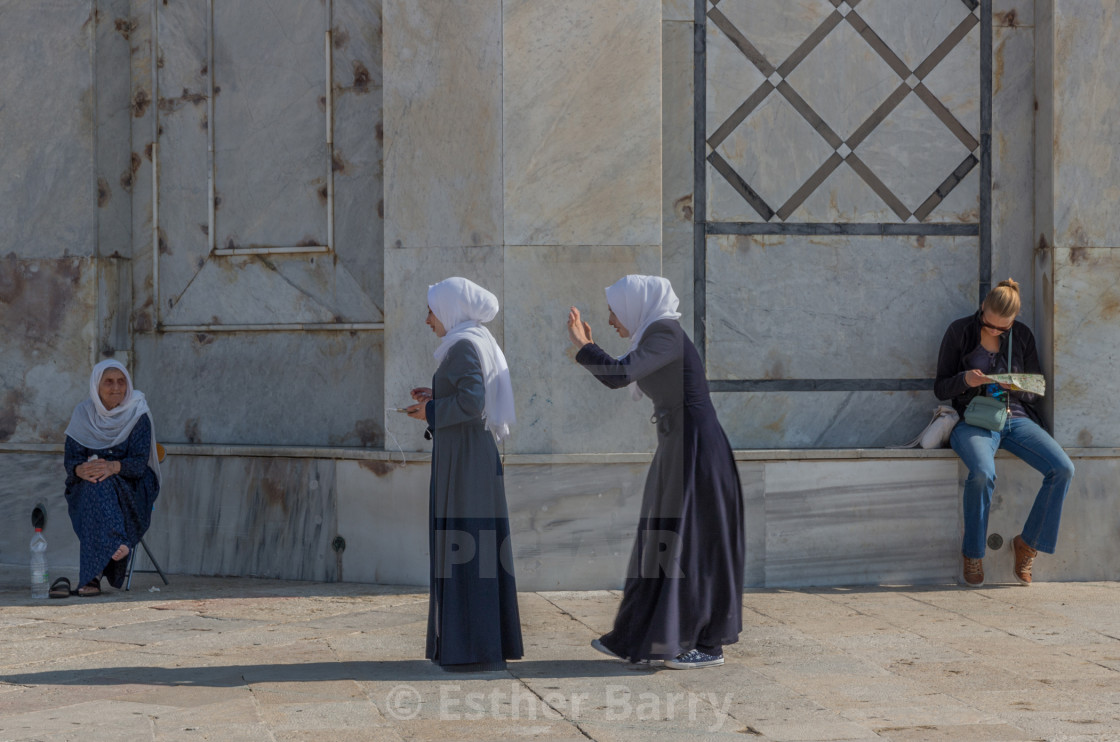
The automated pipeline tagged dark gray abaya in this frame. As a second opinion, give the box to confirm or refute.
[424,339,523,669]
[576,319,744,661]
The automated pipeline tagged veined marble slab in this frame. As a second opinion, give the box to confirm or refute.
[154,0,211,310]
[503,0,661,246]
[1052,247,1120,448]
[332,0,385,317]
[762,459,960,587]
[213,1,328,249]
[713,390,942,450]
[0,454,81,572]
[152,455,341,582]
[663,21,695,332]
[705,234,978,381]
[503,245,662,455]
[0,258,98,444]
[663,0,693,22]
[162,254,382,326]
[0,1,97,260]
[383,0,503,249]
[1050,0,1120,248]
[133,330,384,448]
[990,24,1035,323]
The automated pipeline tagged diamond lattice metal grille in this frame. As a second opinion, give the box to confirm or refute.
[705,0,982,224]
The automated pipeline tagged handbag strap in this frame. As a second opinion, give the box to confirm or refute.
[1003,326,1013,412]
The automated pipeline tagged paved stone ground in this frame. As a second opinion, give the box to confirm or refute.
[1,567,1119,741]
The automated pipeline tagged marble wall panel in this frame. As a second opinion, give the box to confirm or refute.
[503,462,651,591]
[382,0,502,249]
[705,234,978,381]
[336,460,427,586]
[762,459,961,587]
[162,254,382,326]
[503,0,661,246]
[132,331,384,447]
[0,454,80,572]
[979,456,1120,583]
[152,455,340,581]
[382,246,505,451]
[213,2,328,249]
[0,1,97,260]
[154,0,211,312]
[95,0,135,261]
[95,0,136,354]
[663,20,696,334]
[991,24,1036,324]
[0,258,98,444]
[994,0,1033,27]
[1050,1,1120,249]
[737,462,766,587]
[663,0,693,22]
[713,390,940,449]
[332,0,385,318]
[129,0,158,335]
[1052,247,1120,447]
[503,245,663,455]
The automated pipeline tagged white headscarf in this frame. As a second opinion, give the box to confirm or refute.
[605,275,683,400]
[65,360,161,485]
[428,277,516,442]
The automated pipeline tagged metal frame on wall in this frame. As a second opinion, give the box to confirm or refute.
[693,0,992,393]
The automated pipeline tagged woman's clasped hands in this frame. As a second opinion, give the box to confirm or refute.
[75,457,120,483]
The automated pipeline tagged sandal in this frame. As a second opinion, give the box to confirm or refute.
[49,577,71,599]
[77,578,102,597]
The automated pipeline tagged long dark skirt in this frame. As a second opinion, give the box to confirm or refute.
[597,402,745,661]
[65,476,157,588]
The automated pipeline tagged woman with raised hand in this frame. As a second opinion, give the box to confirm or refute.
[935,278,1074,587]
[61,360,161,597]
[567,275,744,670]
[405,277,523,671]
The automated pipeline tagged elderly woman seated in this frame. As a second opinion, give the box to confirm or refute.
[56,360,161,598]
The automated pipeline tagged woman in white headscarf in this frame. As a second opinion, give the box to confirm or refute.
[567,275,744,670]
[405,277,523,671]
[61,360,161,597]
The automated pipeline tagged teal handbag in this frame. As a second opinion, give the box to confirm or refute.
[963,327,1012,431]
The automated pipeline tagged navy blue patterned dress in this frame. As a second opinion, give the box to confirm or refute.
[64,414,160,588]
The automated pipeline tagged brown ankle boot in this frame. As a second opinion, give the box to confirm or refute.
[1012,535,1037,586]
[962,556,984,587]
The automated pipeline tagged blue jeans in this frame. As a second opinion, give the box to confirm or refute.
[950,416,1074,559]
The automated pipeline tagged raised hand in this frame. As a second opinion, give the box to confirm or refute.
[567,307,594,348]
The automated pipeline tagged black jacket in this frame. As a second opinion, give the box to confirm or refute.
[934,311,1045,428]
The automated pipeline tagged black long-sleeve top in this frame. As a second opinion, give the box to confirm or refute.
[934,311,1045,428]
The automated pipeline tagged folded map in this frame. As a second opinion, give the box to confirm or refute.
[987,373,1046,396]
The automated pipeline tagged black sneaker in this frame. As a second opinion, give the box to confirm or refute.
[664,648,724,669]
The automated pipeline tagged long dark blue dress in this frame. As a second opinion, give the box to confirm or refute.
[424,340,523,669]
[64,414,160,588]
[576,319,744,661]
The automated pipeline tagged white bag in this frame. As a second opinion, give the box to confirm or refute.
[895,405,959,449]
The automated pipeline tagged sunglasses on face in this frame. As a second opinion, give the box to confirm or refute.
[980,318,1013,334]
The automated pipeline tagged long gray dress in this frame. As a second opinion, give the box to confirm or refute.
[423,339,523,669]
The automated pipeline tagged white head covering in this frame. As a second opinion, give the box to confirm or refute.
[428,277,516,442]
[65,360,161,485]
[604,275,683,400]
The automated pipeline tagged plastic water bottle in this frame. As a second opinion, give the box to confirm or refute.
[30,529,48,599]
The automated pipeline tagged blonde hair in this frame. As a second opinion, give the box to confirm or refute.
[983,278,1021,318]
